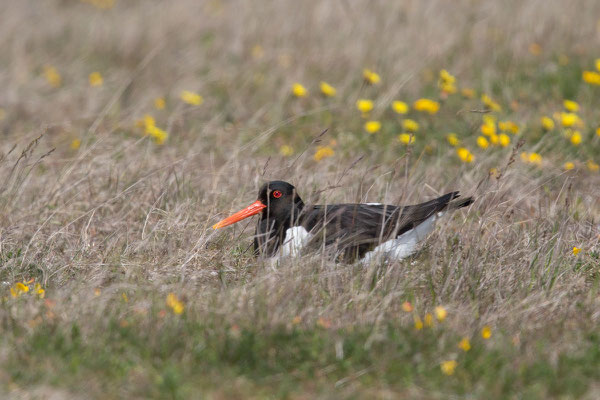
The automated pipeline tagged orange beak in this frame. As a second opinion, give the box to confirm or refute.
[212,200,267,229]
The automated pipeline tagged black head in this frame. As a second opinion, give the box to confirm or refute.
[213,180,304,229]
[257,181,304,223]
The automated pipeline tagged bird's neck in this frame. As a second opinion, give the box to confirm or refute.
[262,199,304,229]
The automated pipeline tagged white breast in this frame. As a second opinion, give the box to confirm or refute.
[360,212,443,264]
[274,226,313,259]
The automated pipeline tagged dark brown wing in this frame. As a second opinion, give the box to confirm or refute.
[299,192,471,260]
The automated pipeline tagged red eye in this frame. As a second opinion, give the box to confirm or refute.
[272,190,282,198]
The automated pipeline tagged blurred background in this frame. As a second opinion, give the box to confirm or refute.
[1,1,600,398]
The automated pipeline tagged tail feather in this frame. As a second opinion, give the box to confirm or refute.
[397,191,471,229]
[447,194,474,210]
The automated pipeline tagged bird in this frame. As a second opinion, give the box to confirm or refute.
[212,180,473,263]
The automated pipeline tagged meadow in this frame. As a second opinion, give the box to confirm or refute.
[1,0,600,398]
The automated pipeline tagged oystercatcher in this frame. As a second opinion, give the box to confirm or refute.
[213,181,473,263]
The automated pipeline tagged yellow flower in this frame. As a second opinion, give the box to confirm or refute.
[458,337,471,352]
[561,112,580,127]
[356,99,374,114]
[154,97,166,110]
[180,90,203,105]
[447,133,459,147]
[528,42,542,56]
[122,292,128,302]
[563,99,579,112]
[402,119,419,132]
[363,68,381,85]
[529,152,542,165]
[424,313,433,327]
[146,125,168,145]
[291,83,308,97]
[461,88,475,98]
[564,162,575,171]
[498,121,519,134]
[143,114,156,129]
[11,282,30,297]
[572,247,581,255]
[481,94,501,112]
[166,293,184,314]
[34,283,45,299]
[587,160,600,172]
[570,131,582,145]
[413,98,440,115]
[477,136,489,149]
[438,70,457,94]
[489,133,499,145]
[414,315,424,330]
[43,65,62,88]
[541,116,555,131]
[398,133,415,145]
[70,139,81,150]
[440,360,458,376]
[139,116,153,129]
[392,100,409,114]
[279,145,294,156]
[320,81,336,97]
[402,301,413,312]
[582,71,600,85]
[251,44,264,60]
[498,133,510,147]
[364,120,381,134]
[434,306,447,321]
[489,167,499,178]
[16,282,29,293]
[439,85,457,95]
[596,127,600,137]
[457,147,474,163]
[88,72,103,87]
[596,58,600,72]
[313,146,334,161]
[481,325,492,339]
[439,69,456,84]
[497,121,510,132]
[481,122,496,136]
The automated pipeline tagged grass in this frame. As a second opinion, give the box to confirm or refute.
[1,0,600,398]
[5,309,600,398]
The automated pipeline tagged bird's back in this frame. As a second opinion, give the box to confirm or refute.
[298,192,471,261]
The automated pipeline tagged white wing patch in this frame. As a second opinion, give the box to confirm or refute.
[365,202,383,205]
[360,212,444,264]
[275,226,312,258]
